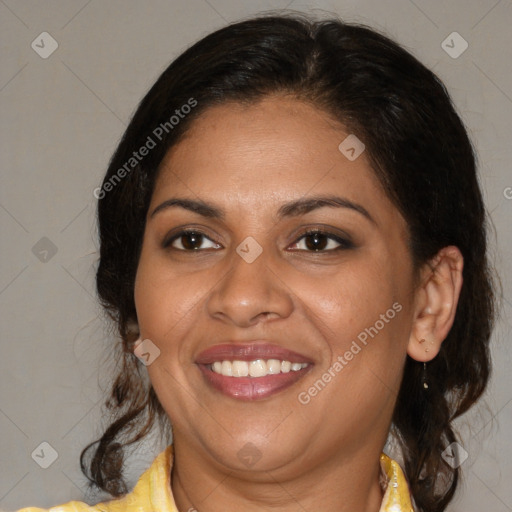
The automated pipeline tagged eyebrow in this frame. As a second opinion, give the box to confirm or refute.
[150,195,375,224]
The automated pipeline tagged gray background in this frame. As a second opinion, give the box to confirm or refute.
[0,0,511,510]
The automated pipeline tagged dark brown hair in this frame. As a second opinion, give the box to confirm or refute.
[81,13,497,511]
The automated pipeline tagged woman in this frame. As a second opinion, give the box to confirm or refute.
[18,12,496,512]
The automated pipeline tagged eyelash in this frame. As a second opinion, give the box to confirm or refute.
[289,229,354,251]
[163,228,354,252]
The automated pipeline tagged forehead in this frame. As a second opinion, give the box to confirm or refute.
[152,96,403,231]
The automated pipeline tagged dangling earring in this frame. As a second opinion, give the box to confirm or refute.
[422,362,429,389]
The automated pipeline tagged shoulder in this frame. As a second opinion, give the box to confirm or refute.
[16,502,103,512]
[14,445,175,512]
[15,492,148,512]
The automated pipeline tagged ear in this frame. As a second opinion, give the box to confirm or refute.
[407,246,464,362]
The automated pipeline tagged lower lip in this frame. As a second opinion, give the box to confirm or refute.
[197,364,311,400]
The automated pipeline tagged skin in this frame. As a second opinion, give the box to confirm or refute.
[134,95,463,512]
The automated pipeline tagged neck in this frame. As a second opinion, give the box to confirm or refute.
[170,440,385,512]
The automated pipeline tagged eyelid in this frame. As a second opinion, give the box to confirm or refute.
[288,228,354,251]
[162,227,222,250]
[162,226,354,252]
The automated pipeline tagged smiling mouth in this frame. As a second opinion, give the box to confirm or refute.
[195,342,313,400]
[209,359,309,377]
[197,362,312,400]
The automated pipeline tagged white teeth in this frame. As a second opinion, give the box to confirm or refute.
[221,360,232,376]
[232,360,249,377]
[267,359,281,374]
[209,359,309,377]
[249,359,267,377]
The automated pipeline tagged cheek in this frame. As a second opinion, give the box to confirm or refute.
[133,249,206,350]
[294,251,411,410]
[296,256,399,345]
[296,262,408,434]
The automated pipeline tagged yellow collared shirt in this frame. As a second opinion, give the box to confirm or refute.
[18,446,415,512]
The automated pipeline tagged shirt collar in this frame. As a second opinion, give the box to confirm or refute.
[127,445,415,512]
[379,453,415,512]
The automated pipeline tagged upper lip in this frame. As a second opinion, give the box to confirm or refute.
[195,342,312,365]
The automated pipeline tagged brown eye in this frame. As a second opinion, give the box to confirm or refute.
[289,230,353,252]
[165,231,221,251]
[304,232,329,251]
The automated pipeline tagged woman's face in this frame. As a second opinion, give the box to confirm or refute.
[134,96,417,475]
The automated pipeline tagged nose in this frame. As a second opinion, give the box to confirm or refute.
[205,246,294,328]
